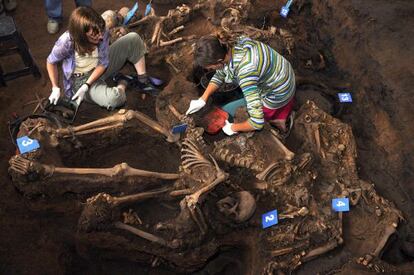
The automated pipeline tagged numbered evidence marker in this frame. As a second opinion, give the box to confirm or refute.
[280,0,293,18]
[171,123,188,134]
[145,0,153,17]
[332,198,350,212]
[338,92,353,103]
[124,2,139,25]
[262,210,278,229]
[16,136,40,154]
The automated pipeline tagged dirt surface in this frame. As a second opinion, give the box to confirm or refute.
[1,0,413,274]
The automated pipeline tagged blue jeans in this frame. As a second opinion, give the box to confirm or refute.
[221,98,247,117]
[45,0,92,20]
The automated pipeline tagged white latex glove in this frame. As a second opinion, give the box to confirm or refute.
[222,120,237,136]
[186,98,206,115]
[48,87,61,105]
[72,83,89,105]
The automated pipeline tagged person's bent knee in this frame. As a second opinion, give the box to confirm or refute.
[124,32,146,63]
[105,87,126,110]
[127,32,142,42]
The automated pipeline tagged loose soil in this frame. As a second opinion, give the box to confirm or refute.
[0,0,413,274]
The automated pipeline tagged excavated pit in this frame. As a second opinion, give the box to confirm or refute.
[1,0,413,274]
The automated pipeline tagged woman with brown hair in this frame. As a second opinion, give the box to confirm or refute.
[46,6,156,110]
[186,35,296,137]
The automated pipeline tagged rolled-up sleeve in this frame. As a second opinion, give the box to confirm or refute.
[97,31,110,68]
[209,69,226,87]
[47,32,72,64]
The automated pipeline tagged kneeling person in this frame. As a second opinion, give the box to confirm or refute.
[46,6,155,110]
[186,35,296,136]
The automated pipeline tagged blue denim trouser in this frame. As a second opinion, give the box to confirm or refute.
[45,0,92,20]
[221,98,247,117]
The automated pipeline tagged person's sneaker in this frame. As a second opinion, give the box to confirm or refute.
[113,73,160,96]
[112,73,135,85]
[136,80,160,96]
[4,0,17,11]
[47,19,59,34]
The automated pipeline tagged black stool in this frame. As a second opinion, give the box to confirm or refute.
[0,16,41,86]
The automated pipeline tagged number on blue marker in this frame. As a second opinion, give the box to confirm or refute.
[262,210,278,229]
[338,92,353,103]
[280,7,290,18]
[280,0,293,18]
[332,198,350,212]
[16,136,40,154]
[172,123,188,134]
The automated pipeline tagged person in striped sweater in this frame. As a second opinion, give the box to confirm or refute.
[186,35,296,136]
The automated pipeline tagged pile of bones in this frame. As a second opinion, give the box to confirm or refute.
[8,1,404,274]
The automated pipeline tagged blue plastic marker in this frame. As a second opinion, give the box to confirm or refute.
[338,92,353,103]
[145,0,153,17]
[262,210,278,229]
[280,0,293,18]
[149,76,164,86]
[332,198,350,212]
[172,123,188,134]
[124,2,139,25]
[17,136,40,154]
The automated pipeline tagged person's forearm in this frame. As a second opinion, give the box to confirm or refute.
[86,65,106,85]
[201,82,220,102]
[232,120,255,132]
[46,62,59,88]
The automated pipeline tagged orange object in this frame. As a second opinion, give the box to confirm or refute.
[204,107,229,134]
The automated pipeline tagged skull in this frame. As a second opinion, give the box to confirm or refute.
[101,10,118,29]
[216,191,256,223]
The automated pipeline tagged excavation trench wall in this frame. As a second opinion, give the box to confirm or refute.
[308,0,414,221]
[294,0,414,271]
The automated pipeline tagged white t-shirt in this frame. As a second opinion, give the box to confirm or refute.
[74,48,98,73]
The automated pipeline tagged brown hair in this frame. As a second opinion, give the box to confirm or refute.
[68,7,105,55]
[194,35,228,68]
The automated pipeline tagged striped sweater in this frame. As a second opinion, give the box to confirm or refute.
[210,36,295,130]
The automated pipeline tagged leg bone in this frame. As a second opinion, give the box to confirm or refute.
[357,223,397,266]
[270,129,295,160]
[114,221,179,249]
[10,156,179,180]
[160,37,183,47]
[302,237,342,262]
[111,186,172,207]
[56,109,178,143]
[188,203,208,235]
[279,205,309,220]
